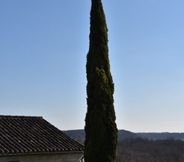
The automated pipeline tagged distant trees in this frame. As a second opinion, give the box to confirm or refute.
[117,138,184,162]
[84,0,117,161]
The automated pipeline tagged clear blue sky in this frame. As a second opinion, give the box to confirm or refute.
[1,0,184,132]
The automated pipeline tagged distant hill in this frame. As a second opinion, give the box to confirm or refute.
[117,138,184,162]
[63,129,85,144]
[137,132,184,140]
[63,129,184,144]
[64,129,184,162]
[63,129,138,144]
[118,129,139,140]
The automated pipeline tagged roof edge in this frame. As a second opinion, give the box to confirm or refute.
[0,115,43,119]
[0,151,84,157]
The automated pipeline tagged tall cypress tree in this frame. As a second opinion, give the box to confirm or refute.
[84,0,117,161]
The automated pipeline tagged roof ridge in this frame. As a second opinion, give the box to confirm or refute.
[0,115,43,119]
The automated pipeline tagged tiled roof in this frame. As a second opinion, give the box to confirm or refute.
[0,115,84,156]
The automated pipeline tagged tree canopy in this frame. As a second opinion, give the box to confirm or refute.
[84,0,118,161]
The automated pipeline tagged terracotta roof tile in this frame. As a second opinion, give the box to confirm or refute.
[0,115,84,156]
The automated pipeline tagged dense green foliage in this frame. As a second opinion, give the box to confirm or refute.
[117,138,184,162]
[84,0,117,161]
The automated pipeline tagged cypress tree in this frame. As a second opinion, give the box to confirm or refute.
[84,0,118,161]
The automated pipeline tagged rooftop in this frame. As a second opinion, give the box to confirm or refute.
[0,115,84,156]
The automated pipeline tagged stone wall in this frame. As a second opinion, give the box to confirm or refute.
[0,152,83,162]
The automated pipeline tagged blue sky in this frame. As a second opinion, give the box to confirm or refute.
[1,0,184,132]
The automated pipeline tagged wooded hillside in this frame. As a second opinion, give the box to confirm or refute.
[64,129,184,162]
[117,138,184,162]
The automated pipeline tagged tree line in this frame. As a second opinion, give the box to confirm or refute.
[116,137,184,162]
